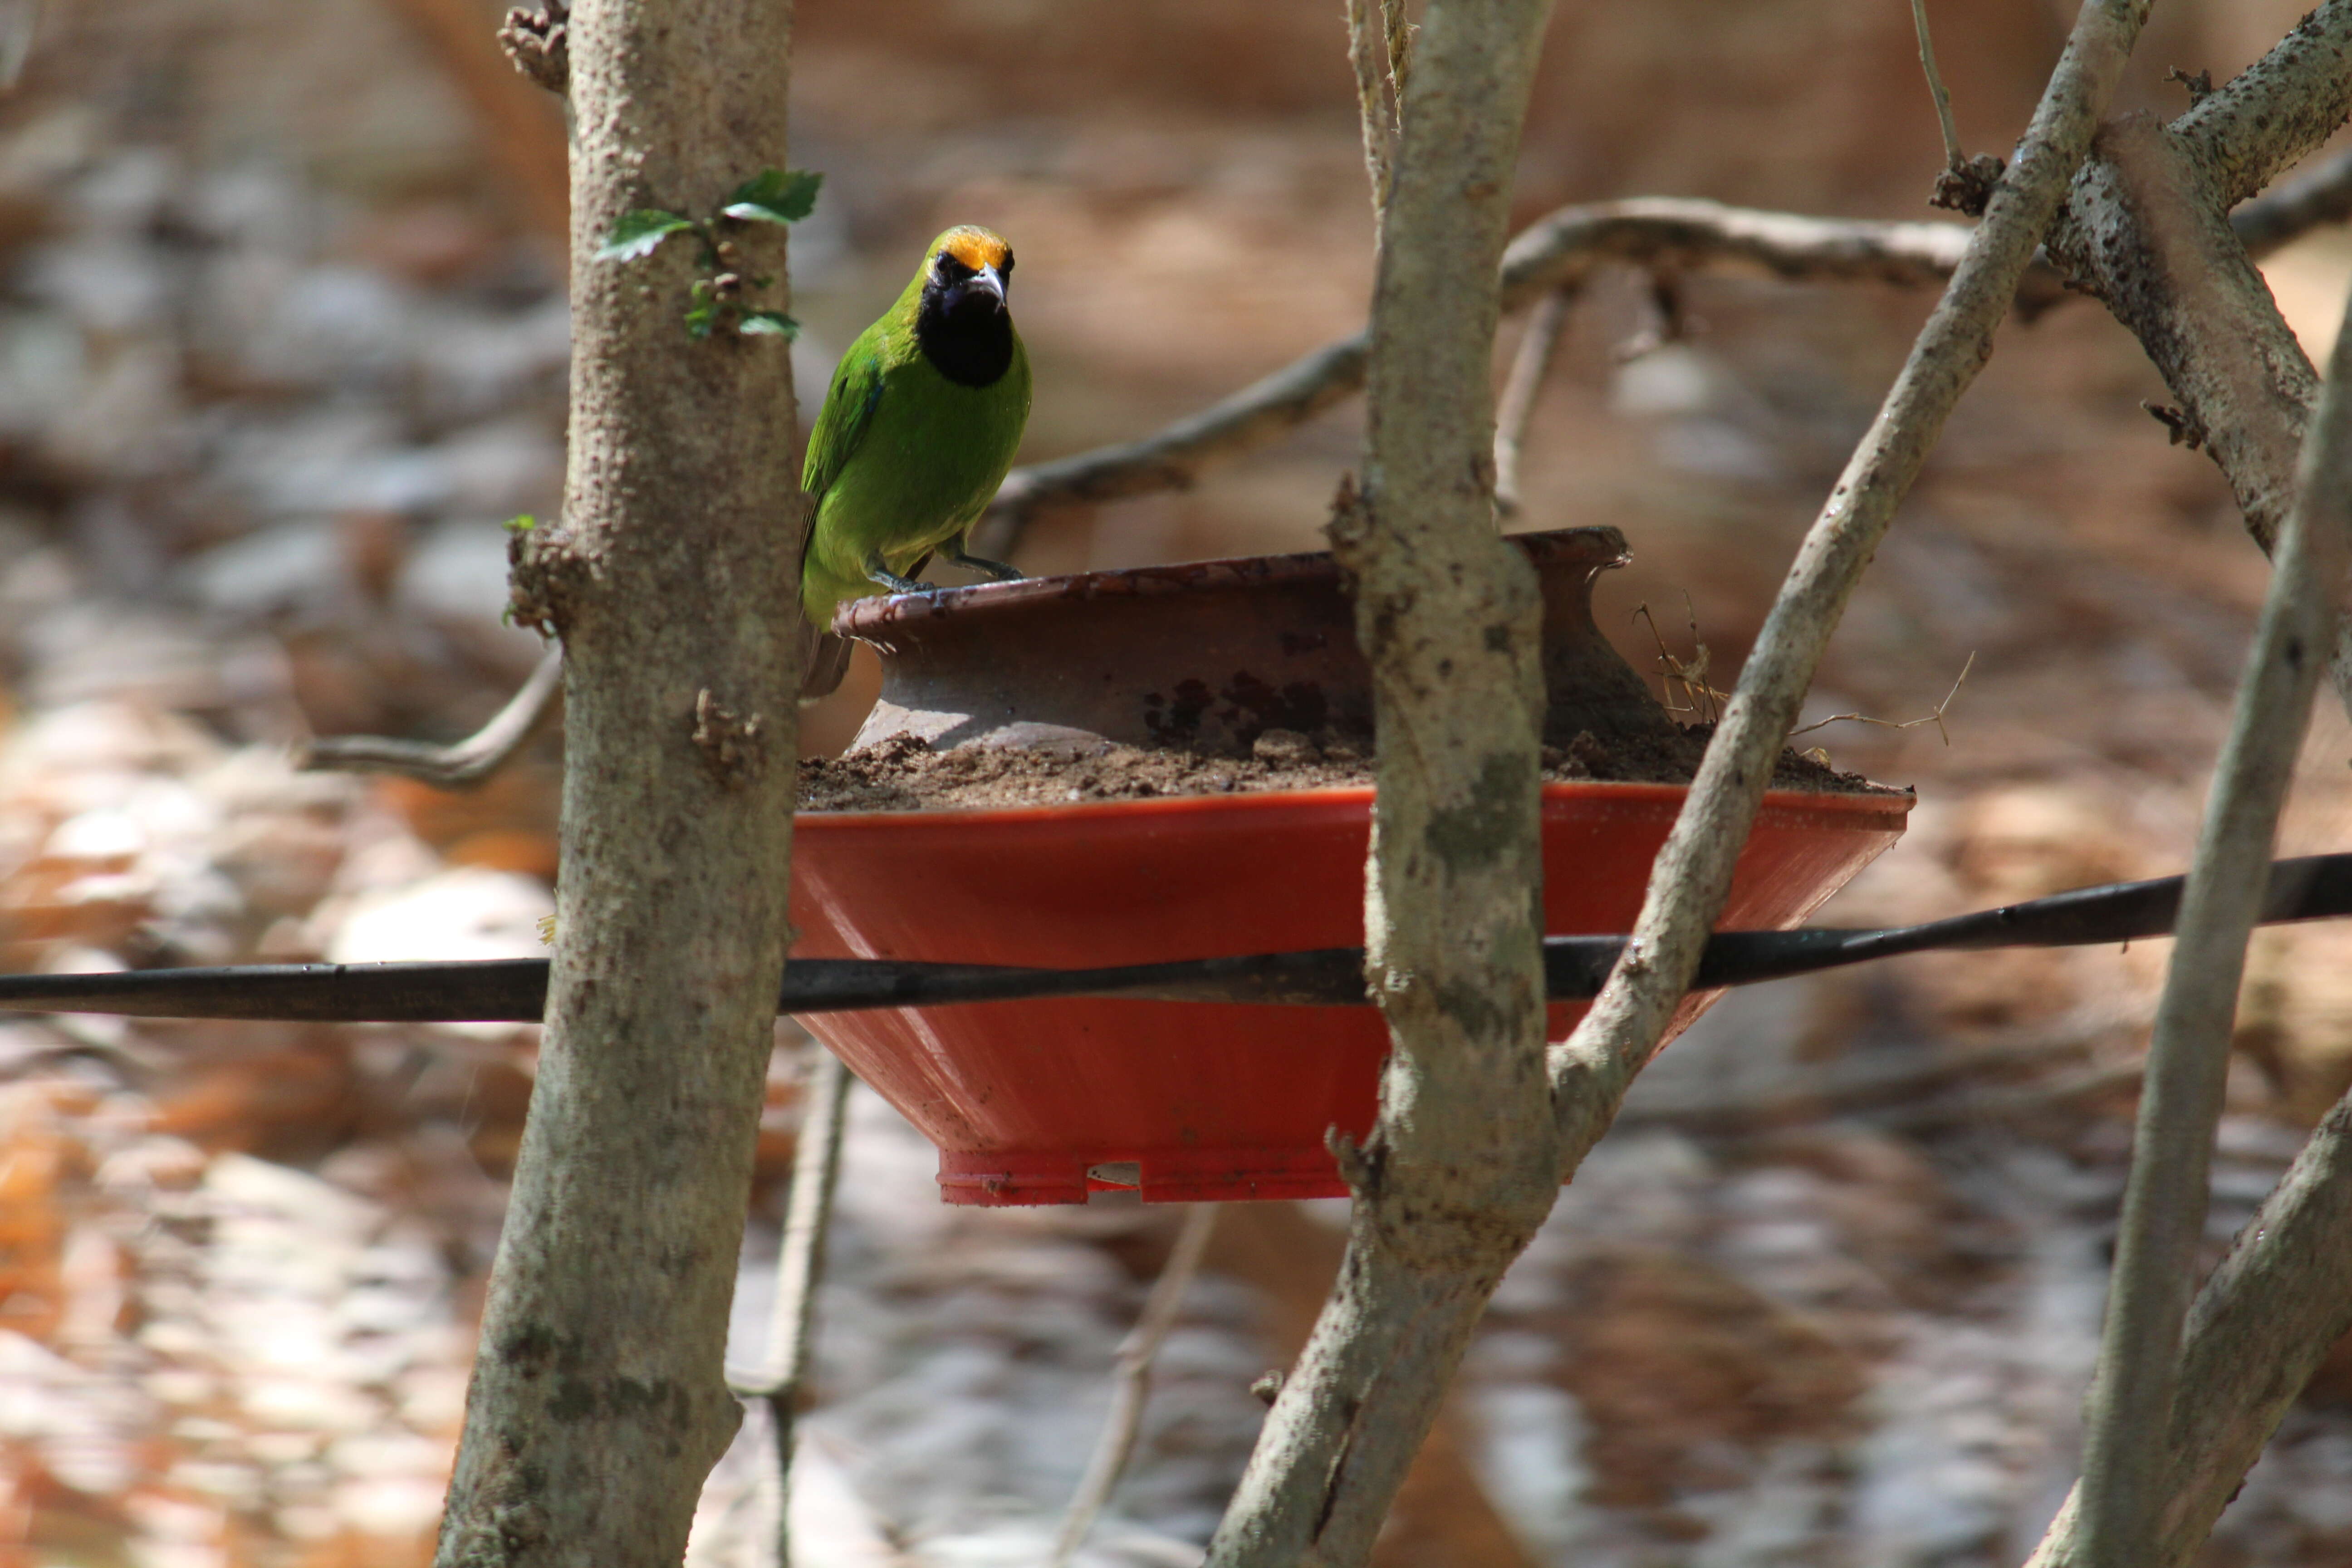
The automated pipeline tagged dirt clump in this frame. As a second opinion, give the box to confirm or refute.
[798,725,1891,812]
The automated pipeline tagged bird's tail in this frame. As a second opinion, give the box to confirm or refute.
[799,623,853,702]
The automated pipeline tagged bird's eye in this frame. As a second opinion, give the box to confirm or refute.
[934,253,974,283]
[999,252,1015,277]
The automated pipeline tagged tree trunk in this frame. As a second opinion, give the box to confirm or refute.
[434,0,806,1563]
[1205,2,1559,1563]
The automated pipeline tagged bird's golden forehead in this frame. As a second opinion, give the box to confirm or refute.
[936,227,1012,272]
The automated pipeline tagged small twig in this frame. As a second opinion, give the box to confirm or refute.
[2142,401,2208,450]
[1788,649,1975,745]
[300,646,563,789]
[1051,1204,1218,1568]
[2070,227,2352,1568]
[1908,0,1965,171]
[1492,287,1574,518]
[730,1049,853,1568]
[1632,596,1725,723]
[1909,0,2008,216]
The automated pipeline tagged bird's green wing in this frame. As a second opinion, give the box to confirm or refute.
[802,332,889,505]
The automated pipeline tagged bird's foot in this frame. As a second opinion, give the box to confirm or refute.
[946,548,1024,582]
[863,553,931,595]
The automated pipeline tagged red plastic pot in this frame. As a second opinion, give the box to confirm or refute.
[789,781,1910,1205]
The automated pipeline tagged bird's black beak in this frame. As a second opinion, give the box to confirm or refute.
[966,265,1007,311]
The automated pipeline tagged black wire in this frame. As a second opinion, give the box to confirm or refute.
[0,853,2347,1024]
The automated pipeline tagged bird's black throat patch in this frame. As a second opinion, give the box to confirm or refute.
[915,287,1014,388]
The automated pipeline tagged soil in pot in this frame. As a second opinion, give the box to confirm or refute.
[797,721,1883,812]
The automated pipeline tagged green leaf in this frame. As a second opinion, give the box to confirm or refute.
[720,168,822,226]
[737,310,799,339]
[685,300,720,339]
[597,210,698,262]
[502,513,537,534]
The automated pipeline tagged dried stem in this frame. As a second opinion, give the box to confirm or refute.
[1546,0,2150,1160]
[1787,649,1974,745]
[1492,286,1573,518]
[1909,0,1964,170]
[2070,252,2352,1568]
[737,1048,853,1568]
[302,647,563,789]
[1050,1204,1219,1568]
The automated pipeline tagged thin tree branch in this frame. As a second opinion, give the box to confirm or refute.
[1545,0,2150,1159]
[1050,1204,1219,1568]
[2167,0,2352,211]
[301,647,563,789]
[2227,142,2352,256]
[2058,118,2319,556]
[2034,4,2352,717]
[2069,242,2352,1568]
[1492,287,1572,518]
[733,1048,853,1568]
[2026,1078,2352,1568]
[969,334,1369,556]
[1909,0,1964,169]
[975,139,2352,557]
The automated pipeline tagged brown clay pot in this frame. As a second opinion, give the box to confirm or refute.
[837,526,1677,754]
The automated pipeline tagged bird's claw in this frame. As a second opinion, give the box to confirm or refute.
[947,549,1024,582]
[863,554,931,595]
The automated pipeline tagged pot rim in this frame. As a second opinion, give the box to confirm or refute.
[794,775,1916,830]
[833,523,1635,637]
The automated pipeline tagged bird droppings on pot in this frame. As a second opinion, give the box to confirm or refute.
[795,727,1895,813]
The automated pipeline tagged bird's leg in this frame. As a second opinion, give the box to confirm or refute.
[863,550,930,594]
[944,544,1024,582]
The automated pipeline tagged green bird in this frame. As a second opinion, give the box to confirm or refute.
[798,225,1032,694]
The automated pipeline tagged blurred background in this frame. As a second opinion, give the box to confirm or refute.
[5,0,2352,1563]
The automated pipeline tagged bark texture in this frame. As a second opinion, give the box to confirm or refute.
[1202,1,1558,1562]
[433,0,805,1563]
